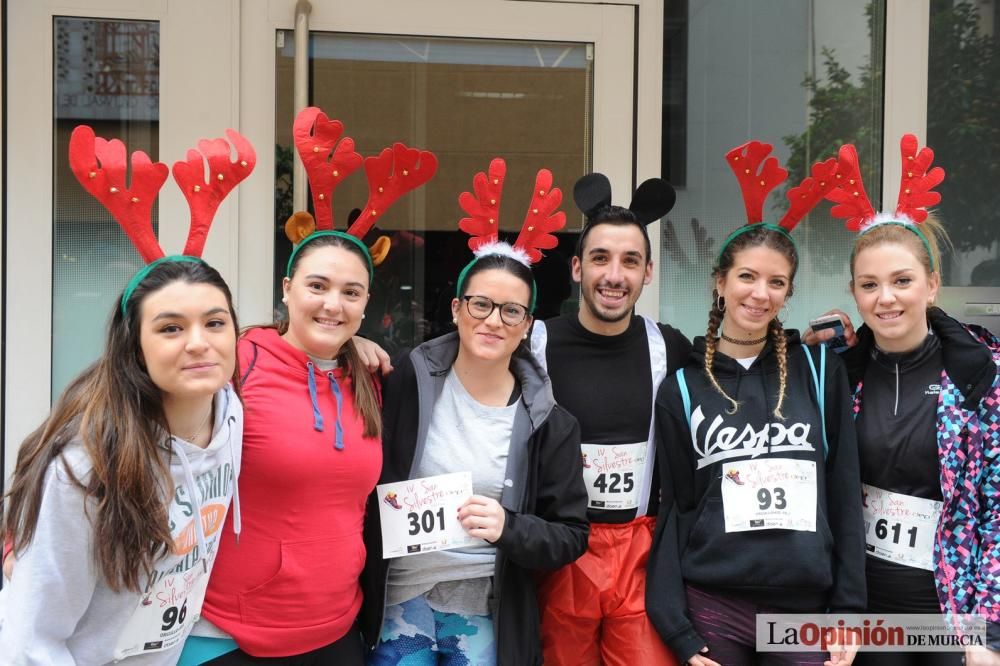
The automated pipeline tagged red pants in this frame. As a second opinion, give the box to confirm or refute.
[538,516,678,666]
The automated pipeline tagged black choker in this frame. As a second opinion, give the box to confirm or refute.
[721,331,767,346]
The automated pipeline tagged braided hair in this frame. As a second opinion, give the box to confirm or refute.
[769,316,788,419]
[705,225,798,418]
[703,290,738,413]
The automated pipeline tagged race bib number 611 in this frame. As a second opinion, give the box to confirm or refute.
[862,484,941,571]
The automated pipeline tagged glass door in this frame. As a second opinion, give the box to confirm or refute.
[4,0,638,475]
[237,0,637,337]
[4,0,242,468]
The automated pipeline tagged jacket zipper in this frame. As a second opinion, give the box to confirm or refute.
[894,362,900,416]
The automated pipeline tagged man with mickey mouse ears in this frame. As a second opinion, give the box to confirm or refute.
[531,173,689,665]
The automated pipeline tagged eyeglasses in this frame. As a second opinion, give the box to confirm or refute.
[461,295,530,326]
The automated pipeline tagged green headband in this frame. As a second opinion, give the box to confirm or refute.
[120,255,205,315]
[456,254,538,313]
[858,220,936,271]
[716,223,796,264]
[286,230,374,281]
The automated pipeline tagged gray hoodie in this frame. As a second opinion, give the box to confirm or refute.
[0,384,242,665]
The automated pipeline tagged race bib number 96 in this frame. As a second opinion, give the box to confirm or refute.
[113,555,212,660]
[720,458,817,533]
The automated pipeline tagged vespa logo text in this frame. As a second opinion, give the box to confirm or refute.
[691,405,815,469]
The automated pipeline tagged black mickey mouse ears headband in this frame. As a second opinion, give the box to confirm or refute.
[572,172,677,224]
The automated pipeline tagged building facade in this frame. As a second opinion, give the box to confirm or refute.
[4,0,999,478]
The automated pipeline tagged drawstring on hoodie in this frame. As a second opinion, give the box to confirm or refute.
[328,372,345,450]
[305,361,346,450]
[227,413,242,544]
[307,361,324,432]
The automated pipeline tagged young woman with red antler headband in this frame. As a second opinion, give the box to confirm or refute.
[802,135,1000,666]
[0,126,250,664]
[176,107,437,665]
[646,141,867,666]
[358,158,589,666]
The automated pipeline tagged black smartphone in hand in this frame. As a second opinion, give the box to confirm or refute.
[809,314,849,353]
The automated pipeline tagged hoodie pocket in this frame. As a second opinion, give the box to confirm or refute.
[239,534,365,628]
[682,495,835,593]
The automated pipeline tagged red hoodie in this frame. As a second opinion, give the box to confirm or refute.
[202,327,381,656]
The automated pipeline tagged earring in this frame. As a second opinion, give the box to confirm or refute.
[453,317,458,324]
[522,333,528,340]
[716,294,726,313]
[361,313,366,320]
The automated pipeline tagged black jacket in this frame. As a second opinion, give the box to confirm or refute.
[359,332,590,666]
[646,331,867,661]
[844,307,1000,650]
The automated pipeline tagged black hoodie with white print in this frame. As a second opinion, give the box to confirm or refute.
[646,330,866,661]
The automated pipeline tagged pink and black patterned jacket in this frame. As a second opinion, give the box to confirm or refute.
[848,307,1000,648]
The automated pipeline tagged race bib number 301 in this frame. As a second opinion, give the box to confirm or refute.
[862,484,941,571]
[720,458,817,533]
[377,472,479,558]
[580,442,647,510]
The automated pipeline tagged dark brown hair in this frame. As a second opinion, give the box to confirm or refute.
[3,260,240,592]
[574,208,652,264]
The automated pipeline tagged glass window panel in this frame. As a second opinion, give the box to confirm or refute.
[275,33,592,354]
[926,0,1000,287]
[659,0,885,338]
[52,17,159,398]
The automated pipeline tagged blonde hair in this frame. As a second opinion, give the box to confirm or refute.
[850,213,950,279]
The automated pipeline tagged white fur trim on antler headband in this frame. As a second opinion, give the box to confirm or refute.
[860,211,920,234]
[472,241,532,267]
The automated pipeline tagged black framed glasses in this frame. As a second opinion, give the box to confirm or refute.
[461,295,530,326]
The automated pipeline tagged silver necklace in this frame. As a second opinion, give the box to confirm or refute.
[174,406,213,443]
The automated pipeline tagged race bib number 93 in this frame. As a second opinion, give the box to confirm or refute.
[720,458,817,533]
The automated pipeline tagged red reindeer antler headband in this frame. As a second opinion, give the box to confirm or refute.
[456,158,567,309]
[825,134,945,268]
[285,106,438,276]
[717,140,839,259]
[68,125,256,312]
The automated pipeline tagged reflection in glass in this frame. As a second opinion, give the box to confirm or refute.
[275,34,592,354]
[52,17,159,397]
[927,0,1000,287]
[659,1,885,337]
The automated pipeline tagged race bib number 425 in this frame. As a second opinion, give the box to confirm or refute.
[720,458,817,533]
[377,472,479,558]
[580,442,647,510]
